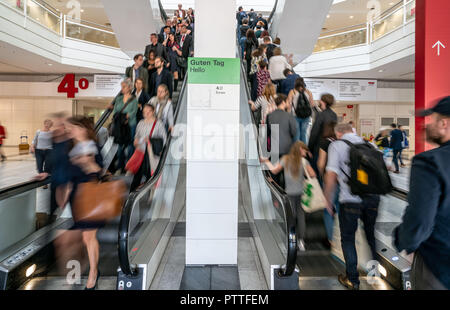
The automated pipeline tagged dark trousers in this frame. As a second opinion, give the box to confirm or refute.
[130,149,151,191]
[339,195,380,285]
[35,149,52,173]
[392,148,401,172]
[288,195,306,241]
[411,252,447,290]
[249,73,258,101]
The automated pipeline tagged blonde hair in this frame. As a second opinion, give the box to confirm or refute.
[262,83,276,101]
[273,47,282,56]
[284,141,309,178]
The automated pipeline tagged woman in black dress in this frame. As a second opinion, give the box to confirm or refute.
[65,116,104,290]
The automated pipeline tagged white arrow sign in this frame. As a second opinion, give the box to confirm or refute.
[432,40,446,56]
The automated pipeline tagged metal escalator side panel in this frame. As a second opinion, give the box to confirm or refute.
[117,75,188,278]
[238,53,298,282]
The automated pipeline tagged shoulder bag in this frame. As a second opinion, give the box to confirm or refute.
[301,159,327,213]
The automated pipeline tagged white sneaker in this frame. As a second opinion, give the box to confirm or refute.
[298,239,306,252]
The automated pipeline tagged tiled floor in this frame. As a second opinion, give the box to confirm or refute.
[0,154,38,190]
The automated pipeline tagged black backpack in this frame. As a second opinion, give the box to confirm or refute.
[295,91,312,119]
[341,140,392,195]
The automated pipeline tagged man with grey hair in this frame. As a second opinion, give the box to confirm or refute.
[323,122,381,290]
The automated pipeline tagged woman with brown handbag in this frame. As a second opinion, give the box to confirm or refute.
[64,116,105,290]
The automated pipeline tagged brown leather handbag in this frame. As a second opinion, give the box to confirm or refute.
[72,178,127,222]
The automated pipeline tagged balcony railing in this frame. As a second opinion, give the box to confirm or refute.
[1,0,119,48]
[314,0,416,53]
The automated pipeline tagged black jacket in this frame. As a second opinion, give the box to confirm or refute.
[148,69,173,98]
[132,89,151,122]
[394,141,450,289]
[244,38,258,60]
[308,107,338,155]
[178,34,193,59]
[390,128,404,150]
[125,66,149,93]
[144,43,168,63]
[266,43,277,61]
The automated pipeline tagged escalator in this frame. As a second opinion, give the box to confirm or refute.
[0,74,186,290]
[115,50,299,290]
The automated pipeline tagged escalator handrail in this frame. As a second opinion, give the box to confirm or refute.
[0,178,50,201]
[158,0,169,24]
[0,94,119,202]
[267,0,279,28]
[118,74,188,276]
[240,60,297,277]
[94,92,122,133]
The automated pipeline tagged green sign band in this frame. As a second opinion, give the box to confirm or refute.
[187,57,240,85]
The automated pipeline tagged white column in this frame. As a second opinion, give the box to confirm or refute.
[185,0,239,265]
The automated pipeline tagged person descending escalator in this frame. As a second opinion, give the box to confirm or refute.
[128,103,167,191]
[149,84,175,133]
[261,141,316,252]
[54,116,105,290]
[109,78,138,174]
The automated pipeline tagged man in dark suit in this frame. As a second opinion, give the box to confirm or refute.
[389,123,404,173]
[144,33,168,63]
[148,56,173,98]
[394,97,450,290]
[159,26,172,44]
[178,24,193,80]
[125,54,148,92]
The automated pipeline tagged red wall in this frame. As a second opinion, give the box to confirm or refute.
[415,0,450,154]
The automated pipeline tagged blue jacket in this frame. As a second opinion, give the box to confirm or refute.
[390,128,404,150]
[394,141,450,289]
[280,73,300,96]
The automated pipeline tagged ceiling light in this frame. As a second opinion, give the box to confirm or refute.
[378,69,384,72]
[80,9,84,12]
[47,63,53,66]
[389,2,395,5]
[349,15,354,19]
[327,14,330,18]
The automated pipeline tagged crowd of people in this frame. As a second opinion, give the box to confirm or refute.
[5,5,196,290]
[238,6,449,291]
[112,3,194,190]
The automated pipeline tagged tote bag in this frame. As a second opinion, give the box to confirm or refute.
[301,159,327,213]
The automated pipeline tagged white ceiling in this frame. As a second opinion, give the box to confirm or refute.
[319,54,415,80]
[0,41,110,74]
[323,0,403,32]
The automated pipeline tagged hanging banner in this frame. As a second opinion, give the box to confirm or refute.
[304,78,377,102]
[94,75,124,97]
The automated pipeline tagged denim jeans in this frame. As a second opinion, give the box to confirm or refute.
[339,195,380,285]
[323,185,340,241]
[392,148,401,172]
[294,117,311,144]
[35,149,52,173]
[239,37,246,59]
